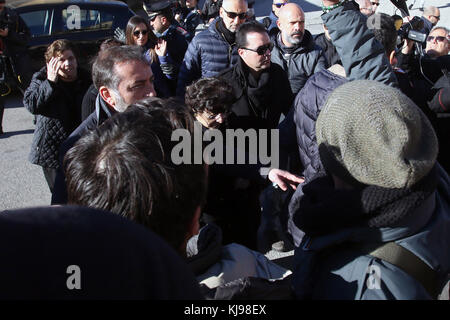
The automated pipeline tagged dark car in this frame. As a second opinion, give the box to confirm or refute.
[9,0,135,73]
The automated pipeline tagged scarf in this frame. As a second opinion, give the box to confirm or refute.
[291,166,438,299]
[216,18,235,45]
[294,165,438,237]
[234,58,272,118]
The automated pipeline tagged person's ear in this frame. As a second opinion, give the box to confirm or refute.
[99,86,116,107]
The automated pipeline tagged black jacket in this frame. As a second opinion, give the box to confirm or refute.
[219,58,293,130]
[24,67,91,168]
[51,94,116,204]
[314,32,341,67]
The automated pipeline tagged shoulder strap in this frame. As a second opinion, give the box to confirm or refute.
[368,242,438,298]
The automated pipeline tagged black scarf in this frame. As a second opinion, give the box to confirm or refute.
[216,18,235,45]
[293,165,439,237]
[235,58,271,118]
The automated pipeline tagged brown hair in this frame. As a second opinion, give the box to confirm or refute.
[44,39,78,63]
[125,15,159,64]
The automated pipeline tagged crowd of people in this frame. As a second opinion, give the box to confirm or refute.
[0,0,449,300]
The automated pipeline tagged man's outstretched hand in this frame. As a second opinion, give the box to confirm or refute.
[268,169,304,191]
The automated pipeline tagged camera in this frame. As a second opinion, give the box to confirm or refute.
[398,16,427,43]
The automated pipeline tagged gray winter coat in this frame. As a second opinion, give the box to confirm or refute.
[270,30,327,95]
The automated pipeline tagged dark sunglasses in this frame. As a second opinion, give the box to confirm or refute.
[241,42,274,55]
[431,15,440,21]
[222,7,247,20]
[149,14,159,22]
[274,3,287,8]
[427,35,447,42]
[370,2,380,6]
[133,30,148,36]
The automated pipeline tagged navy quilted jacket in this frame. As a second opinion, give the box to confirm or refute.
[293,69,347,182]
[176,18,239,97]
[24,67,91,169]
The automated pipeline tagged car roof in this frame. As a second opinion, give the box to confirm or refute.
[7,0,128,9]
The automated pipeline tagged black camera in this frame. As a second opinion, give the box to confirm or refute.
[398,16,427,43]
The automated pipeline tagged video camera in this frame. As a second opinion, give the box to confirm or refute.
[398,16,427,43]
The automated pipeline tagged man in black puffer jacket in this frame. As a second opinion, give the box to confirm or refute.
[24,40,91,192]
[270,3,327,96]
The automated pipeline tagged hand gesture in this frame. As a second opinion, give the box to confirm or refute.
[114,27,126,44]
[268,168,304,191]
[155,38,167,56]
[46,56,62,82]
[0,28,8,37]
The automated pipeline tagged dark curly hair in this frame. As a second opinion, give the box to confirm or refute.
[185,77,235,115]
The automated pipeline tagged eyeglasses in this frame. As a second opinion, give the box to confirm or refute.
[202,110,231,120]
[133,30,148,37]
[222,7,247,20]
[241,42,274,55]
[430,15,440,21]
[274,3,287,8]
[370,2,380,6]
[427,35,447,42]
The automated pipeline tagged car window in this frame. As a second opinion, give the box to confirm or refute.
[61,8,114,32]
[20,9,54,37]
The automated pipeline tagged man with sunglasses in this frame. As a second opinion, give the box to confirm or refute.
[176,0,248,98]
[420,6,440,38]
[144,1,189,75]
[425,27,449,58]
[271,3,326,95]
[259,0,289,36]
[219,21,293,130]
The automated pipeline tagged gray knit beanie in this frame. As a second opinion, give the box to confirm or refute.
[316,80,438,189]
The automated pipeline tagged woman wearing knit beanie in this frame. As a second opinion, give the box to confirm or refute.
[291,80,450,300]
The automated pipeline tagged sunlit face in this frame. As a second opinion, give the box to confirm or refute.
[278,5,305,46]
[425,28,449,58]
[57,50,78,82]
[111,60,156,112]
[219,0,248,33]
[132,23,149,47]
[428,9,440,26]
[238,32,272,73]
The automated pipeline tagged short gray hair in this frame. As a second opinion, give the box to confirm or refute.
[92,45,150,91]
[430,26,449,36]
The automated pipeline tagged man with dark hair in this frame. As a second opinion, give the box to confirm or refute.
[176,0,248,97]
[64,98,292,296]
[220,20,293,130]
[51,45,156,204]
[271,3,326,95]
[23,39,91,192]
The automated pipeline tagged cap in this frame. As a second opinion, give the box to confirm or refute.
[144,0,173,18]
